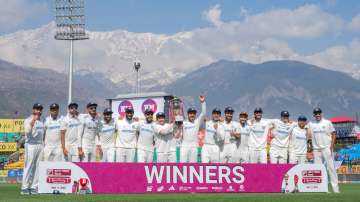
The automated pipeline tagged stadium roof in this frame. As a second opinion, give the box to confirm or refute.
[107,91,173,100]
[330,117,356,123]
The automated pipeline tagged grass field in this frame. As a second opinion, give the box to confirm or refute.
[0,184,359,202]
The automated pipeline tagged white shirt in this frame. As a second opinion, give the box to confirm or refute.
[60,114,82,149]
[269,119,297,148]
[248,119,270,150]
[204,120,225,145]
[44,116,63,148]
[24,116,45,145]
[99,119,117,149]
[78,114,101,150]
[237,122,251,150]
[153,123,174,153]
[182,102,206,147]
[289,126,308,155]
[308,118,335,150]
[223,121,240,144]
[137,121,156,152]
[115,119,140,149]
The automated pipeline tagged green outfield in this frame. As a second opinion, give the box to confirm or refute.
[0,184,359,202]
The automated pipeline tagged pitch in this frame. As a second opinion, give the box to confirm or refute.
[0,184,359,202]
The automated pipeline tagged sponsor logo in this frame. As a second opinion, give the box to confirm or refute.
[211,186,223,191]
[168,185,175,191]
[146,186,153,192]
[226,185,235,192]
[46,169,71,184]
[157,186,164,192]
[195,186,209,191]
[302,170,322,184]
[238,184,245,192]
[118,100,133,118]
[141,99,157,113]
[179,186,192,191]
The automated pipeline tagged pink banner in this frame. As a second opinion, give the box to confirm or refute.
[75,163,295,193]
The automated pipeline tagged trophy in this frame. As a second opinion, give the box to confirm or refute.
[169,97,185,123]
[293,174,299,193]
[79,178,90,194]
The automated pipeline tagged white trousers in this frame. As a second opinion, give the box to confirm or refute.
[137,149,153,163]
[288,153,307,164]
[157,151,177,163]
[43,146,63,161]
[201,144,220,163]
[313,148,339,193]
[21,144,43,191]
[101,148,115,162]
[269,146,288,164]
[180,146,198,163]
[220,143,237,163]
[64,145,81,162]
[249,148,267,164]
[231,147,249,163]
[115,148,136,162]
[82,147,97,162]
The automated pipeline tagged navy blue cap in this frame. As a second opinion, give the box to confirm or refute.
[144,108,154,114]
[87,102,98,108]
[313,107,322,114]
[103,108,113,114]
[212,108,221,114]
[281,111,290,117]
[32,103,43,110]
[224,107,234,113]
[187,107,197,113]
[49,103,59,109]
[125,107,134,113]
[254,107,263,113]
[68,102,78,109]
[156,112,165,118]
[298,115,307,121]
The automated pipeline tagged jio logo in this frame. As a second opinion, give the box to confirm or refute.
[118,100,133,118]
[142,99,157,113]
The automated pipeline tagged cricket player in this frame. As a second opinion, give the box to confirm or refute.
[78,102,101,162]
[61,103,83,162]
[98,108,117,162]
[289,115,309,164]
[137,109,156,163]
[231,112,251,163]
[153,112,176,162]
[21,103,45,195]
[308,108,339,193]
[268,111,297,164]
[115,107,139,162]
[43,103,63,161]
[180,95,206,162]
[219,107,240,163]
[201,108,225,163]
[248,108,270,164]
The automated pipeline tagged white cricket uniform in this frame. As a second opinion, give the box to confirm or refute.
[269,120,296,164]
[201,120,225,163]
[21,116,44,193]
[248,119,270,164]
[98,119,117,162]
[78,114,101,162]
[232,122,251,163]
[181,102,206,163]
[43,116,63,161]
[289,126,308,164]
[308,118,339,193]
[153,123,176,162]
[137,121,156,163]
[115,119,139,162]
[60,115,82,162]
[220,121,240,163]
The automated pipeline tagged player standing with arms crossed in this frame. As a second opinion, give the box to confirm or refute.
[248,108,270,164]
[289,115,309,164]
[201,108,225,163]
[153,112,176,162]
[137,109,156,162]
[308,108,339,193]
[232,112,251,163]
[180,95,206,162]
[98,108,117,162]
[61,103,83,162]
[43,103,63,161]
[220,107,240,163]
[21,103,45,195]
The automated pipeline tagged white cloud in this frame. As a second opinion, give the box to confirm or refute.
[349,14,360,31]
[0,0,48,32]
[202,4,223,27]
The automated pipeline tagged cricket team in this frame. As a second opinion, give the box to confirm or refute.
[21,95,339,194]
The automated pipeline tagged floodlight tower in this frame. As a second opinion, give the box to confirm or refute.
[134,58,141,94]
[54,0,89,104]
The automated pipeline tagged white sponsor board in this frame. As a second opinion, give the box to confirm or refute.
[281,164,328,193]
[38,161,92,194]
[111,97,165,120]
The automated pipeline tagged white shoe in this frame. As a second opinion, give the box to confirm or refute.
[20,189,30,195]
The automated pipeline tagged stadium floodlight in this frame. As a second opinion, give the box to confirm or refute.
[134,58,141,95]
[54,0,89,104]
